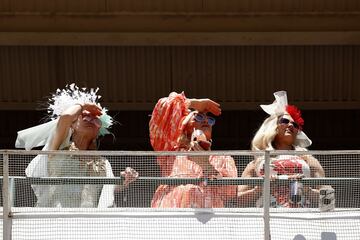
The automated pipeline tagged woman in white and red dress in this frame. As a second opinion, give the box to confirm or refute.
[237,91,327,208]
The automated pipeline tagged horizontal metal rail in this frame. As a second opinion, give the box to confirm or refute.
[1,149,360,157]
[0,149,262,157]
[9,210,360,220]
[0,176,358,185]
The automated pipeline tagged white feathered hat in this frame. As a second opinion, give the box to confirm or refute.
[16,83,114,150]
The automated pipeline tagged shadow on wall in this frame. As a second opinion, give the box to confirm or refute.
[293,232,337,240]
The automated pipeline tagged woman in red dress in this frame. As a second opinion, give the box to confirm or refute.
[150,92,238,208]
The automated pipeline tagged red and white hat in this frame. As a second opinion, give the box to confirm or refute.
[260,91,312,148]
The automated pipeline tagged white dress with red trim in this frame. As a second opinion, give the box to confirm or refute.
[255,155,311,208]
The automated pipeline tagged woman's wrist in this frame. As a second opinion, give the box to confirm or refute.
[238,186,262,200]
[251,186,262,197]
[185,98,196,110]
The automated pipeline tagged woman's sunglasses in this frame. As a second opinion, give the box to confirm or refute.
[194,113,216,126]
[278,117,300,130]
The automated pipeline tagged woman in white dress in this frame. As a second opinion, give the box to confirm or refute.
[237,91,330,208]
[16,84,138,208]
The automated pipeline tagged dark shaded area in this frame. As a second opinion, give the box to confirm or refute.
[2,109,360,151]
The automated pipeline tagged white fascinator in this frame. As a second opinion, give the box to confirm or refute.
[260,91,312,148]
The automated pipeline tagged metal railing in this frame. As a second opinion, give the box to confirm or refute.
[1,149,360,240]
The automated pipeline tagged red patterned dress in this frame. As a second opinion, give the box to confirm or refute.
[255,155,311,208]
[150,92,238,208]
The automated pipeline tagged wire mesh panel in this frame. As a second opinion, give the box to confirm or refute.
[315,153,360,208]
[7,151,260,210]
[4,153,262,208]
[0,153,3,207]
[1,150,360,240]
[270,210,360,239]
[267,151,360,240]
[11,209,264,240]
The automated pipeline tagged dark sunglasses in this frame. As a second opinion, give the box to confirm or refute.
[278,117,300,130]
[194,113,216,126]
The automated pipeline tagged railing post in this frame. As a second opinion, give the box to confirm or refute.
[3,153,12,240]
[9,177,15,207]
[263,150,271,240]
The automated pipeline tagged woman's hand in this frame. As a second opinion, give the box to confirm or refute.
[189,141,219,178]
[238,185,262,197]
[81,103,102,117]
[187,98,221,116]
[190,139,212,151]
[120,167,139,187]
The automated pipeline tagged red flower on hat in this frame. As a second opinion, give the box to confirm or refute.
[286,105,304,130]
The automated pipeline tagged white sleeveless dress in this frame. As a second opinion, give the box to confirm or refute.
[255,155,311,208]
[16,119,115,208]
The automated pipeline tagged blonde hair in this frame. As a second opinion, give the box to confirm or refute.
[251,114,308,151]
[251,115,278,151]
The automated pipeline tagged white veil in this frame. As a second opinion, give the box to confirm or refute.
[15,119,115,208]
